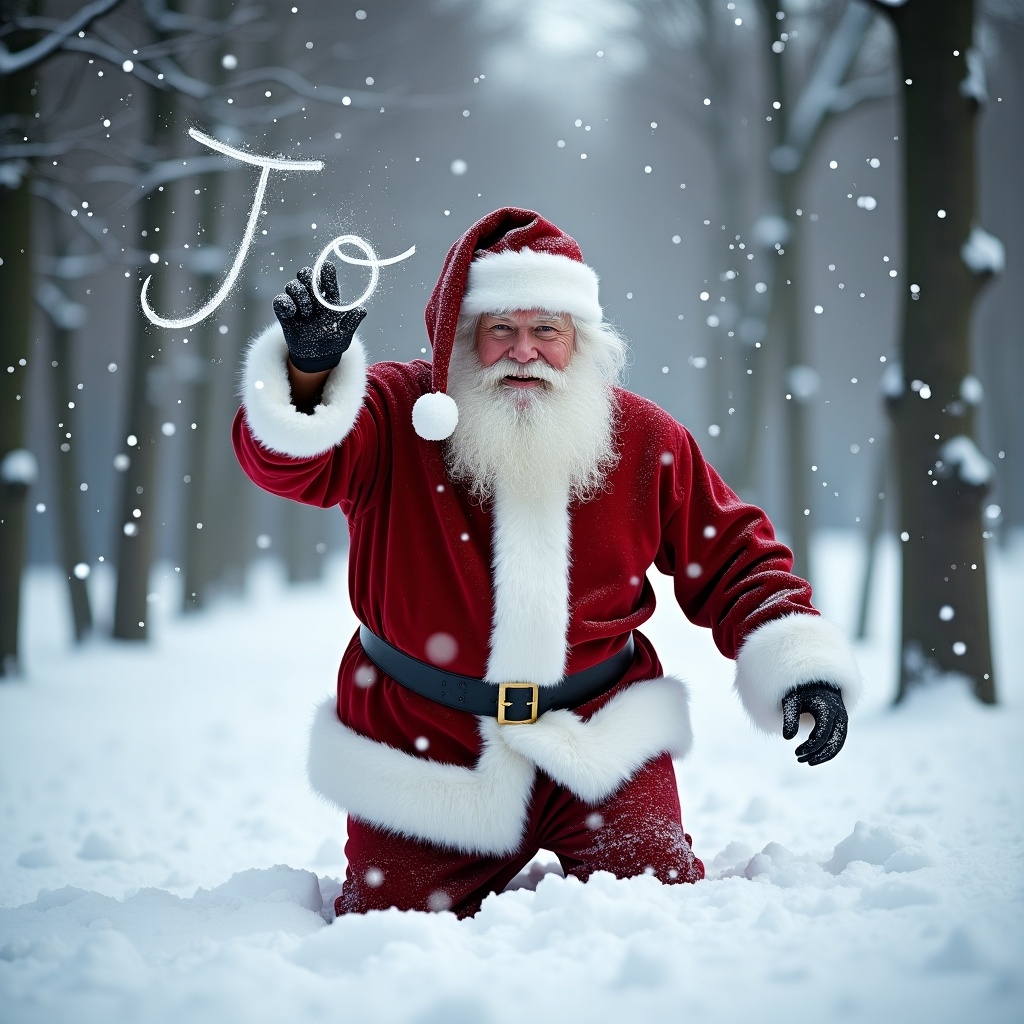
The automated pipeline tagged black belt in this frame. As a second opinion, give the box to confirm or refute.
[357,624,635,724]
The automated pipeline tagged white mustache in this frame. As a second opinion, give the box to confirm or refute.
[478,358,566,389]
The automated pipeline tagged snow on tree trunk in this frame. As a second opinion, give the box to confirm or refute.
[882,0,997,703]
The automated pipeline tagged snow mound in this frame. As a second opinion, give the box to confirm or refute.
[825,820,932,875]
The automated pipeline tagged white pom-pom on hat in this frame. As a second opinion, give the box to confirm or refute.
[413,392,459,440]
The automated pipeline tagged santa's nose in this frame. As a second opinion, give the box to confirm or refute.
[506,330,539,361]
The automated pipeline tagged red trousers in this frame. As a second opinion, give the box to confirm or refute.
[336,753,704,917]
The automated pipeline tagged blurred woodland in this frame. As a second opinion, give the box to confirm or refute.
[1,0,1022,702]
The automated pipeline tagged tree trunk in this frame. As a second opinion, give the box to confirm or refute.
[855,433,889,640]
[755,0,813,581]
[0,171,33,672]
[180,0,233,612]
[218,279,271,593]
[112,85,176,641]
[50,318,94,641]
[179,190,223,613]
[0,20,38,676]
[775,179,813,583]
[885,0,996,702]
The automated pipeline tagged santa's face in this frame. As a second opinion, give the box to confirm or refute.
[446,309,619,502]
[474,310,575,391]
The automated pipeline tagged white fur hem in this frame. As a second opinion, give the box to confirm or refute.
[240,322,368,458]
[484,675,693,804]
[734,614,864,733]
[462,249,602,324]
[306,677,692,854]
[307,698,535,855]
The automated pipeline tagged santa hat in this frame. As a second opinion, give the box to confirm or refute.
[412,208,603,441]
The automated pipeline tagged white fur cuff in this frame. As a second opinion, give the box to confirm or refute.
[240,322,368,458]
[733,614,864,733]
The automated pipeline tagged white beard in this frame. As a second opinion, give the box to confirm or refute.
[445,325,620,504]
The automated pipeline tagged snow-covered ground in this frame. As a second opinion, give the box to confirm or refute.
[1,532,1022,1024]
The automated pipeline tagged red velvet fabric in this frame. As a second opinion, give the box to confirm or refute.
[336,753,704,918]
[232,358,816,772]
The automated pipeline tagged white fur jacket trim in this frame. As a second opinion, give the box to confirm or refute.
[240,321,368,458]
[733,613,864,733]
[306,675,693,855]
[486,481,572,686]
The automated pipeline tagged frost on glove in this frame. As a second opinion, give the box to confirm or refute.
[781,682,848,766]
[273,263,366,373]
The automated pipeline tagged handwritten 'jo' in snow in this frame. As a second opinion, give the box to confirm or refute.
[140,129,416,329]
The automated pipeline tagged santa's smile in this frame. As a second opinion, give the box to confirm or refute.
[502,375,545,389]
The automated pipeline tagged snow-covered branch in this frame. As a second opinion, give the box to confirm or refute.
[771,0,877,173]
[0,116,124,162]
[830,73,894,113]
[45,34,447,114]
[224,66,379,109]
[34,280,88,331]
[47,34,212,97]
[33,179,152,274]
[0,0,124,76]
[138,0,243,36]
[87,153,233,188]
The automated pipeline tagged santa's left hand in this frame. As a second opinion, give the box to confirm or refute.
[781,683,848,766]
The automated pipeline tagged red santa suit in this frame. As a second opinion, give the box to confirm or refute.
[232,209,863,916]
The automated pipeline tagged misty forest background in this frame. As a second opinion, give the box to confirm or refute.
[1,0,1021,704]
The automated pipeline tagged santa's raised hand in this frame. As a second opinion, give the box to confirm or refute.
[273,263,366,373]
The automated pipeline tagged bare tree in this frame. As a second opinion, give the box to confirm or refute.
[625,0,891,579]
[871,0,999,703]
[35,201,94,642]
[2,0,462,653]
[0,0,126,674]
[753,0,896,579]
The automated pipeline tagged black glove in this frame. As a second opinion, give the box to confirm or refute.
[781,682,848,766]
[273,262,366,373]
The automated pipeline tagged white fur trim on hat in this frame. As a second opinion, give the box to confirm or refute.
[461,249,602,324]
[412,391,459,441]
[240,322,368,458]
[734,613,864,734]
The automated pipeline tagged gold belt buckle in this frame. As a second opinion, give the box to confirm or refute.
[497,682,539,725]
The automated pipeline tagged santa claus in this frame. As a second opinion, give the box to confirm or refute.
[232,208,862,917]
